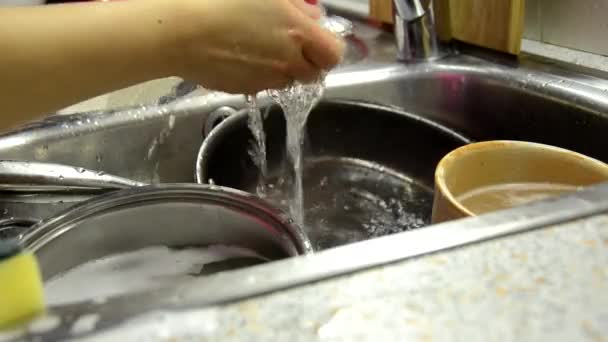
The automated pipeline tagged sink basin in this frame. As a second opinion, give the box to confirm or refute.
[325,55,608,164]
[198,100,470,250]
[1,51,608,226]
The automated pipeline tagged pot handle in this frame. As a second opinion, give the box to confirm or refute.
[0,217,39,241]
[203,106,241,139]
[0,160,146,192]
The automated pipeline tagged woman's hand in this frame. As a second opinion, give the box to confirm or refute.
[173,0,345,94]
[0,0,344,129]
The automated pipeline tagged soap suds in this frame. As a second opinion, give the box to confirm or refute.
[45,245,265,306]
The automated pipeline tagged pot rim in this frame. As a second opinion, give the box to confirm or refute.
[196,110,247,184]
[21,183,313,255]
[194,99,472,185]
[434,140,608,217]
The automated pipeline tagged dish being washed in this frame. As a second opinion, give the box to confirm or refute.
[197,100,470,250]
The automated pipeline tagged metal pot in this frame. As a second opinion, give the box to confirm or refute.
[196,100,470,250]
[22,184,312,281]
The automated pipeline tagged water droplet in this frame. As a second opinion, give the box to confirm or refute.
[97,171,105,176]
[76,167,86,173]
[42,145,49,151]
[58,175,64,180]
[320,177,328,187]
[168,115,176,130]
[96,154,103,163]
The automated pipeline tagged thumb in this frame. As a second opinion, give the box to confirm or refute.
[302,29,345,70]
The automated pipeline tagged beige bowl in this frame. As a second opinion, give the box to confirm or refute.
[431,140,608,223]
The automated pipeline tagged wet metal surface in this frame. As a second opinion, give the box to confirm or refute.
[263,157,432,250]
[198,101,468,250]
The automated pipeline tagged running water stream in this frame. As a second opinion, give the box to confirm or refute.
[267,82,325,226]
[244,16,352,227]
[246,94,268,196]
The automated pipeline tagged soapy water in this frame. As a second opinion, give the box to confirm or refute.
[261,158,431,250]
[457,182,581,215]
[45,245,267,306]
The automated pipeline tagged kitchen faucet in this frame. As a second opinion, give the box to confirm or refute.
[393,0,446,62]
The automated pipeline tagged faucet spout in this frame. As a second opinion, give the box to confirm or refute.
[393,0,446,62]
[393,0,427,21]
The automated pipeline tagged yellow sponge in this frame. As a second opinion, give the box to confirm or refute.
[0,248,45,330]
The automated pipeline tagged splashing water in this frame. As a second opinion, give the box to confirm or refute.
[267,81,324,227]
[264,16,352,227]
[246,94,268,196]
[241,15,352,227]
[262,158,431,250]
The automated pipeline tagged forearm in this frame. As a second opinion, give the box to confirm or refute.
[0,1,182,129]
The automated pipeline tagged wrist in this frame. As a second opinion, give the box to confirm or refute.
[114,0,197,80]
[151,0,210,81]
[138,0,190,79]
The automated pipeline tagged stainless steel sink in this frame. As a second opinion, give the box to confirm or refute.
[2,42,607,181]
[3,15,608,341]
[1,44,608,223]
[326,52,608,163]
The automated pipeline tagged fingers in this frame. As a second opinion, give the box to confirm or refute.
[301,25,344,71]
[289,58,322,84]
[216,75,293,95]
[236,69,294,94]
[285,0,344,76]
[289,0,322,19]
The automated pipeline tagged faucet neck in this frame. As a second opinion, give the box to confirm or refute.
[393,0,447,62]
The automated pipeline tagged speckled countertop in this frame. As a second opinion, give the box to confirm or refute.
[73,214,608,341]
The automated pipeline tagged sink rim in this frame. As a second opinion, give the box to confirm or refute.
[195,98,473,185]
[2,51,607,144]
